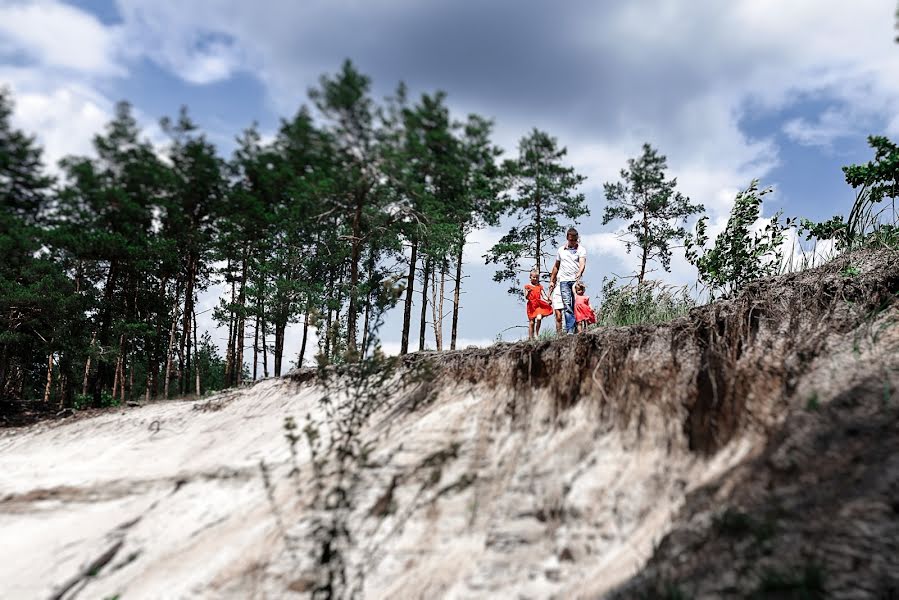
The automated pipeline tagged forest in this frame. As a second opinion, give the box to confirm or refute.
[1,59,897,411]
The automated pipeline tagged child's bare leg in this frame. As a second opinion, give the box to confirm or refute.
[528,318,535,340]
[554,310,563,334]
[535,315,542,336]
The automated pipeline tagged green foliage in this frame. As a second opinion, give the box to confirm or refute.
[685,180,788,298]
[840,265,861,278]
[603,143,704,284]
[843,136,899,205]
[597,277,695,327]
[806,392,821,411]
[0,87,82,403]
[486,129,587,294]
[806,136,899,252]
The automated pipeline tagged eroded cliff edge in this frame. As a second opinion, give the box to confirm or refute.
[1,248,897,599]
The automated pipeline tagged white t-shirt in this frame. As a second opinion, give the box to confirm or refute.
[556,243,586,281]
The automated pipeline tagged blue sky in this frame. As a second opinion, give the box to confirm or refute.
[2,0,897,362]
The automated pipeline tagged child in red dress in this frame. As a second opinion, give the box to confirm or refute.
[574,282,596,332]
[525,269,553,340]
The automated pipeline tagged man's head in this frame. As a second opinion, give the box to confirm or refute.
[566,227,579,247]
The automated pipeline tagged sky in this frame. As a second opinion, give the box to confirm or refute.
[2,0,898,366]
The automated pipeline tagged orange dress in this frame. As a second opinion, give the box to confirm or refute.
[525,284,553,319]
[575,294,596,324]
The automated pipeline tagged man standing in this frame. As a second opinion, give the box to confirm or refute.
[549,227,586,335]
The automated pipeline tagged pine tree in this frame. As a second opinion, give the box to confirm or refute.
[309,60,383,357]
[486,129,587,295]
[55,101,168,406]
[160,108,225,395]
[0,88,79,404]
[602,143,703,284]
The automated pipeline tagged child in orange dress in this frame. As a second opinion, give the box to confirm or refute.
[525,269,553,340]
[574,282,596,332]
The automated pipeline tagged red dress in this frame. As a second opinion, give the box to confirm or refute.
[574,294,596,324]
[525,284,553,319]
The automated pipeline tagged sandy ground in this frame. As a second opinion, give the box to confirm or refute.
[0,371,756,600]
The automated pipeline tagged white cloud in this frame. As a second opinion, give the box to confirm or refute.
[0,0,124,76]
[115,1,246,85]
[4,80,110,170]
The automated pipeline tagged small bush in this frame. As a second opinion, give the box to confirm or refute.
[598,278,695,327]
[806,392,820,411]
[73,394,91,410]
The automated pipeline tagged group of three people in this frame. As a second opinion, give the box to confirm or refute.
[524,227,596,340]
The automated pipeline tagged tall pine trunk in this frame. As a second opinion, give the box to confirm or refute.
[345,190,365,355]
[450,232,464,351]
[43,350,54,404]
[236,250,249,386]
[639,208,649,285]
[179,256,196,395]
[274,322,285,377]
[164,294,180,399]
[434,263,446,351]
[419,255,431,351]
[92,260,118,406]
[535,168,542,274]
[253,308,259,381]
[82,330,97,396]
[193,308,200,396]
[224,258,235,385]
[298,304,309,369]
[400,238,418,355]
[360,249,376,354]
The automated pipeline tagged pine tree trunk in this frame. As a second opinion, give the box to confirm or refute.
[193,308,200,396]
[323,264,338,362]
[639,208,649,285]
[43,351,54,404]
[118,349,126,403]
[451,233,464,351]
[435,264,446,351]
[361,250,376,354]
[236,250,249,386]
[82,331,97,396]
[261,300,268,378]
[145,360,152,403]
[361,300,370,354]
[112,335,123,400]
[419,255,431,351]
[180,256,196,395]
[431,265,438,349]
[298,305,309,369]
[164,293,180,399]
[400,238,418,355]
[535,192,542,274]
[92,260,118,406]
[224,258,235,385]
[345,190,366,355]
[274,323,285,377]
[253,310,259,381]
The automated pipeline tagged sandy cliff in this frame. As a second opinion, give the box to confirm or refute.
[1,248,897,599]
